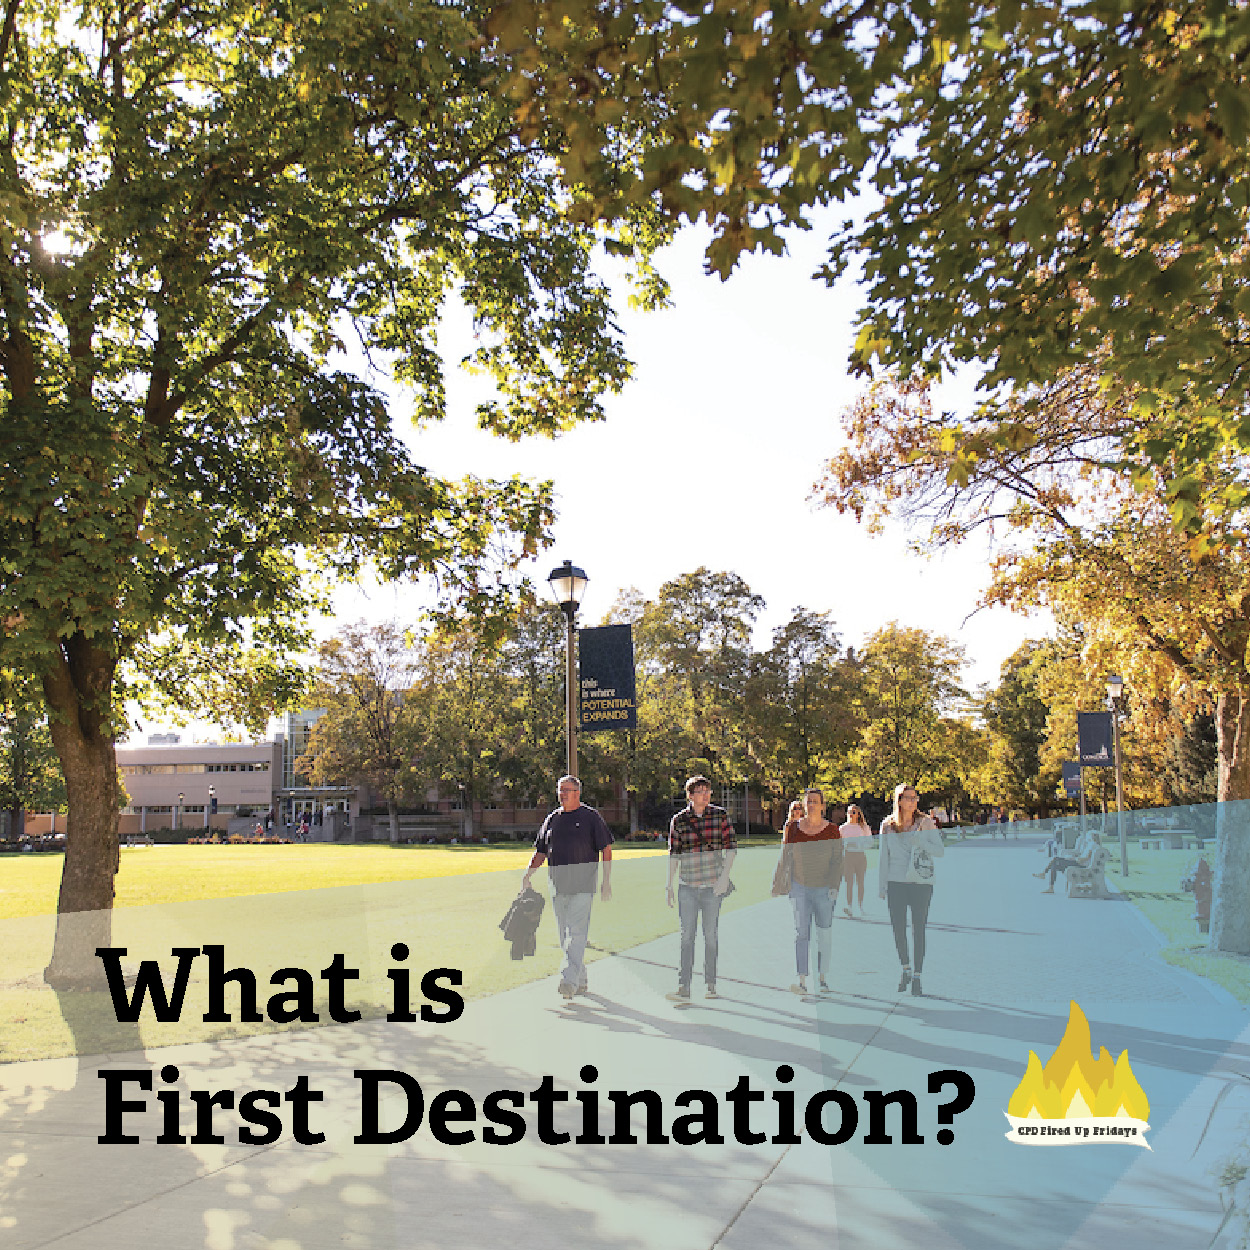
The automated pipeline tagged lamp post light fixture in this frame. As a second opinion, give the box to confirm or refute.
[205,785,215,830]
[546,560,588,781]
[1106,675,1129,875]
[176,792,185,832]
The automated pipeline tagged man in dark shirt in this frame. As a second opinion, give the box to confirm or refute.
[666,775,736,1001]
[522,775,614,999]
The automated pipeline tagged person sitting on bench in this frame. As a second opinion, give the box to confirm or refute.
[1034,831,1099,893]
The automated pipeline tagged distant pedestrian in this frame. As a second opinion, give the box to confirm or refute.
[784,788,843,996]
[522,776,613,1000]
[878,783,944,997]
[665,775,737,1001]
[839,804,873,917]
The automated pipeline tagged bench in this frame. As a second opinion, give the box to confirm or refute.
[123,835,154,848]
[1161,829,1194,850]
[1066,847,1112,899]
[1141,839,1162,851]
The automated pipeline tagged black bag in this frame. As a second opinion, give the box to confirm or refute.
[499,887,545,959]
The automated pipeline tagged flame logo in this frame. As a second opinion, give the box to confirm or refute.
[1005,1002,1151,1148]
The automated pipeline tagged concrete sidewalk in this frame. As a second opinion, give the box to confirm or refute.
[2,841,1248,1250]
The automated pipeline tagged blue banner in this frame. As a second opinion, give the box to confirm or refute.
[1077,712,1115,767]
[578,624,637,732]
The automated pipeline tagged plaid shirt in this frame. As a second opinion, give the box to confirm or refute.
[668,803,737,886]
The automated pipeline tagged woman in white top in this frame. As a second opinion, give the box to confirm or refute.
[838,804,873,917]
[877,783,944,997]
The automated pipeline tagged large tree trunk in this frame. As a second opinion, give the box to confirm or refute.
[42,638,120,989]
[387,797,399,844]
[1210,691,1250,954]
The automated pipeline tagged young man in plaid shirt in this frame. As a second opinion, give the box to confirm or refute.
[665,774,737,1000]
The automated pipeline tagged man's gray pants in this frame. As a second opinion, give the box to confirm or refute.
[552,890,594,989]
[678,883,722,989]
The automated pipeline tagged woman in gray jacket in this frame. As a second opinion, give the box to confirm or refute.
[877,783,944,997]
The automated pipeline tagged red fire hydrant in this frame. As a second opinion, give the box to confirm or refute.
[1181,857,1213,934]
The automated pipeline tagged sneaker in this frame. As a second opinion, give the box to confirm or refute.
[1032,870,1047,879]
[857,905,866,917]
[818,977,830,993]
[705,985,719,999]
[842,906,853,919]
[898,969,912,992]
[666,986,691,1002]
[576,979,589,995]
[790,978,808,995]
[1041,886,1054,894]
[558,981,576,1000]
[910,975,923,997]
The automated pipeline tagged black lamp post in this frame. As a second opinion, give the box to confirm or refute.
[546,560,589,780]
[176,791,184,832]
[206,784,215,830]
[1107,675,1129,875]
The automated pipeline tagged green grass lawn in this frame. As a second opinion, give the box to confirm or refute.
[0,838,787,919]
[0,842,787,1063]
[0,842,666,919]
[1104,849,1250,1004]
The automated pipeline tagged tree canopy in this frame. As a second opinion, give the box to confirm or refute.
[496,0,1250,490]
[820,370,1250,950]
[297,623,425,844]
[13,0,1250,980]
[0,0,668,981]
[0,670,65,838]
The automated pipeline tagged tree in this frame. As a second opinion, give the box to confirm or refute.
[852,623,969,796]
[491,3,1250,471]
[823,0,1250,484]
[0,671,65,840]
[417,622,509,837]
[980,642,1057,815]
[643,568,764,776]
[598,584,719,820]
[1164,713,1220,806]
[747,609,860,804]
[484,0,919,278]
[820,372,1250,950]
[297,624,426,844]
[490,594,568,805]
[925,717,990,820]
[0,2,664,983]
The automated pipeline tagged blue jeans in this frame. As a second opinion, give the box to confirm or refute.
[790,884,833,977]
[678,883,722,989]
[552,890,594,989]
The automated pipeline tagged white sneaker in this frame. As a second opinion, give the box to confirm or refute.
[790,978,808,995]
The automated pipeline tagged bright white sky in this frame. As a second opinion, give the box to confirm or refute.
[338,220,1045,678]
[137,213,1048,743]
